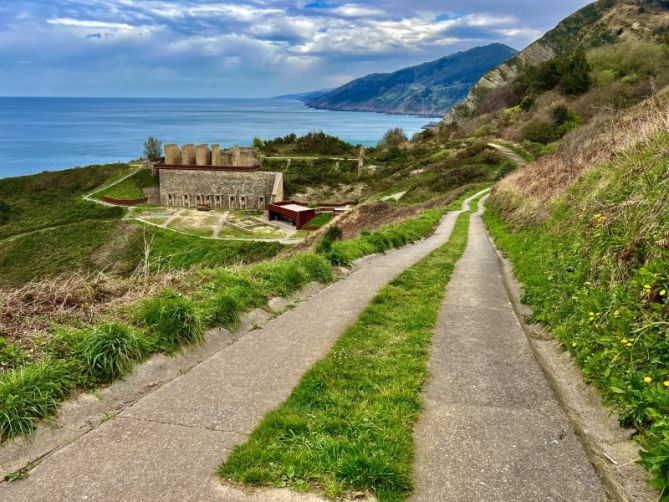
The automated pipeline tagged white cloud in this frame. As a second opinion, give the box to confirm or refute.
[46,17,135,31]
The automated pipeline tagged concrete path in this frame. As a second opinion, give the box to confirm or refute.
[0,190,489,502]
[211,210,230,237]
[161,208,182,228]
[488,142,528,167]
[411,196,606,501]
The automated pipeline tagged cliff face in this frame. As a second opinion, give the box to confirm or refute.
[306,44,517,117]
[454,0,669,117]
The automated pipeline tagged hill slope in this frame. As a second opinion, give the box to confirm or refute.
[306,44,517,117]
[456,0,669,117]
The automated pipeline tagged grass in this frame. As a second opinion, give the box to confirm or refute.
[0,163,127,240]
[96,169,158,200]
[304,213,333,228]
[485,132,669,494]
[322,209,446,266]
[218,209,473,501]
[0,220,125,287]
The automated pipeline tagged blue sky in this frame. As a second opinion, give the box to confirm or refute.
[1,0,592,97]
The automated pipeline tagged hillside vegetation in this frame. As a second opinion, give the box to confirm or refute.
[306,44,517,116]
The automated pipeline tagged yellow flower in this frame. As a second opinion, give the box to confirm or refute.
[613,310,620,317]
[661,289,667,297]
[626,342,633,347]
[664,380,669,388]
[644,376,653,383]
[644,284,651,291]
[572,342,577,347]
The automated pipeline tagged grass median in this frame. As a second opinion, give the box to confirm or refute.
[218,208,474,501]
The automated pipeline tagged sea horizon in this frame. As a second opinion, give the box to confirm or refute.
[0,96,437,179]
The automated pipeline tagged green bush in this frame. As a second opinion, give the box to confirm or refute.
[207,292,242,327]
[77,323,145,383]
[137,290,204,350]
[0,359,75,440]
[522,119,561,145]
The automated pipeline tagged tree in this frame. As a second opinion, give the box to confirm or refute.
[558,50,592,96]
[379,128,408,148]
[143,137,162,161]
[252,137,264,149]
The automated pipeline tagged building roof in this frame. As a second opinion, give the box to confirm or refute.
[278,203,312,212]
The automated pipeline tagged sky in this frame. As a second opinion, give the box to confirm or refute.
[0,0,593,98]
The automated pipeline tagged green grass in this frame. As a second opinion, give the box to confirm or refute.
[485,132,669,494]
[0,220,125,287]
[0,163,127,240]
[143,225,283,271]
[323,208,445,266]
[219,210,473,501]
[96,169,158,200]
[304,213,333,228]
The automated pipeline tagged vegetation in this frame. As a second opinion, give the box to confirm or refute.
[379,128,408,148]
[303,213,332,228]
[219,209,472,500]
[96,169,158,200]
[260,131,357,156]
[485,132,669,494]
[143,136,163,162]
[0,163,126,240]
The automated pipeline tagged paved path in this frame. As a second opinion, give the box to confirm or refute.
[411,196,606,501]
[0,190,489,502]
[488,142,529,167]
[212,210,230,237]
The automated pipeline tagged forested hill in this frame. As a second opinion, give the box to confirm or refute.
[305,43,517,117]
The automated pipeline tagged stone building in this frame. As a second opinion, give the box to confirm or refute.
[154,143,283,209]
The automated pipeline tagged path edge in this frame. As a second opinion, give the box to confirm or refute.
[482,217,658,502]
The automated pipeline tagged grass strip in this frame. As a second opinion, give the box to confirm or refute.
[218,209,473,501]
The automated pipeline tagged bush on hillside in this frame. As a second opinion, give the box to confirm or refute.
[143,136,162,161]
[379,128,408,149]
[137,290,204,350]
[522,119,561,144]
[513,50,592,102]
[262,131,354,155]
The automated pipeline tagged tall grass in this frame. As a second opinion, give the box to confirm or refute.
[77,323,145,383]
[137,290,204,350]
[0,359,75,440]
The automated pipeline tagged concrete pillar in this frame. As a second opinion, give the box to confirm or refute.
[164,144,182,165]
[182,144,196,165]
[196,144,211,166]
[211,144,221,165]
[232,145,241,166]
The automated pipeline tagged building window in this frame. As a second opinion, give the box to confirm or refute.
[167,194,173,206]
[258,196,265,208]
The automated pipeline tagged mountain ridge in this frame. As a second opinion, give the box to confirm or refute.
[304,44,518,117]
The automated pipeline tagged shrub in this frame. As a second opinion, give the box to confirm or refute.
[379,128,408,149]
[137,290,204,350]
[317,225,343,253]
[77,323,145,383]
[0,359,75,440]
[522,119,560,145]
[0,338,28,371]
[143,136,162,161]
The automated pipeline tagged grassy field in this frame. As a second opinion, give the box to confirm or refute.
[0,164,127,240]
[95,169,158,200]
[485,132,669,493]
[219,209,473,501]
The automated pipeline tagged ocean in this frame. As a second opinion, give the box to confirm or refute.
[0,97,435,179]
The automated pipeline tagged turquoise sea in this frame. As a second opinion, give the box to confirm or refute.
[0,97,434,179]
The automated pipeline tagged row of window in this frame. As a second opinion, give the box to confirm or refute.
[165,193,266,209]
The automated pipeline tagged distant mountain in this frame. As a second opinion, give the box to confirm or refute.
[273,89,333,101]
[456,0,669,117]
[304,44,518,117]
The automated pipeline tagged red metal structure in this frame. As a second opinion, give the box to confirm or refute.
[267,200,316,230]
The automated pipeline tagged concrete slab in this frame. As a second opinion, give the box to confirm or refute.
[411,202,606,501]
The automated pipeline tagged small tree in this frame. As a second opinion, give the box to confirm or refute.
[252,137,264,149]
[379,128,408,148]
[143,137,162,161]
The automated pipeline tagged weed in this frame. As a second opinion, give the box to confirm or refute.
[137,290,204,350]
[77,323,145,383]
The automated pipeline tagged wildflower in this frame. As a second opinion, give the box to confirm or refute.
[661,289,667,297]
[621,338,628,344]
[664,380,669,388]
[644,284,652,291]
[626,342,633,347]
[572,342,577,348]
[613,310,620,317]
[644,376,653,383]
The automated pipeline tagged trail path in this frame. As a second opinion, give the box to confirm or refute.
[488,142,529,167]
[0,190,489,502]
[411,196,606,501]
[212,210,230,237]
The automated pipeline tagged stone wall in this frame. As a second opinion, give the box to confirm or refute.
[158,169,282,209]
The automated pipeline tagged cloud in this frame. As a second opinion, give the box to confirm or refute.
[0,0,594,97]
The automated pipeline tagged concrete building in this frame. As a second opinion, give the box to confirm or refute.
[154,144,283,210]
